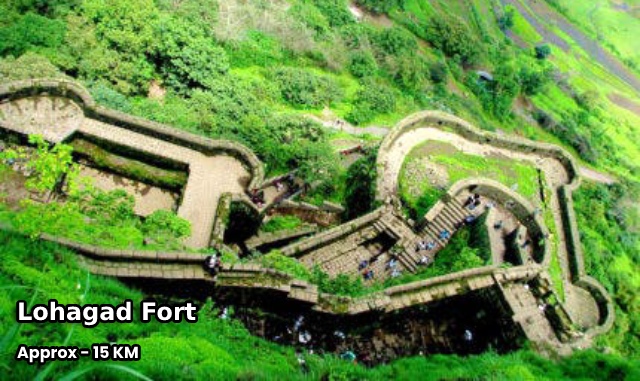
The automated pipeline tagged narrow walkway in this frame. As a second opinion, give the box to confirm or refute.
[0,96,251,249]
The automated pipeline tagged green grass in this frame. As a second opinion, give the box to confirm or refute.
[507,5,543,45]
[552,0,640,72]
[401,140,540,199]
[261,216,304,233]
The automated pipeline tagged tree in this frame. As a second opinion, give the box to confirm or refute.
[519,65,550,96]
[535,44,551,60]
[152,16,229,92]
[426,16,480,66]
[142,209,191,244]
[1,135,78,195]
[0,12,66,56]
[498,7,515,31]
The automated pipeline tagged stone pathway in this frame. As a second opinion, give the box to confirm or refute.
[375,117,608,335]
[0,96,251,249]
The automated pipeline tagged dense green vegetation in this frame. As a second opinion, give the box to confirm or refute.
[1,0,639,376]
[0,138,190,251]
[574,182,640,356]
[261,215,304,233]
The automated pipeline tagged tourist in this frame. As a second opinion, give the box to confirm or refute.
[334,330,346,340]
[340,350,357,363]
[294,315,304,331]
[363,269,375,280]
[298,331,312,344]
[426,241,435,250]
[439,230,450,240]
[464,195,474,207]
[419,256,430,265]
[387,258,398,270]
[463,329,473,342]
[358,260,369,271]
[391,268,402,278]
[204,254,220,275]
[464,215,475,224]
[494,220,503,229]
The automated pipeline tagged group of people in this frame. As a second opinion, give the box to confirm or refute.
[251,173,301,208]
[416,240,436,252]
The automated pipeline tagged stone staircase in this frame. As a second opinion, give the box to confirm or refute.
[397,199,476,273]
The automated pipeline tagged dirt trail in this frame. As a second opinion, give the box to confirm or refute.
[305,114,389,137]
[502,0,640,92]
[578,166,616,184]
[608,92,640,117]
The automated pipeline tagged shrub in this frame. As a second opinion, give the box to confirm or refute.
[356,0,404,14]
[152,16,229,92]
[261,216,303,233]
[346,80,397,124]
[0,12,66,56]
[348,49,378,78]
[89,83,133,113]
[289,2,330,37]
[260,251,311,280]
[271,67,343,108]
[429,62,449,84]
[535,44,551,59]
[339,23,376,49]
[314,0,355,27]
[142,209,191,245]
[0,52,66,81]
[374,26,417,56]
[426,15,480,66]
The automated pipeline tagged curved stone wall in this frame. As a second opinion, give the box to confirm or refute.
[375,110,612,337]
[0,79,265,190]
[446,178,550,265]
[376,110,581,198]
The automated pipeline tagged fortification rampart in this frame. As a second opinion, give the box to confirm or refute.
[375,110,612,337]
[0,79,265,190]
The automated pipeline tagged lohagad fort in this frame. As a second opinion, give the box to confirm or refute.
[0,79,613,360]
